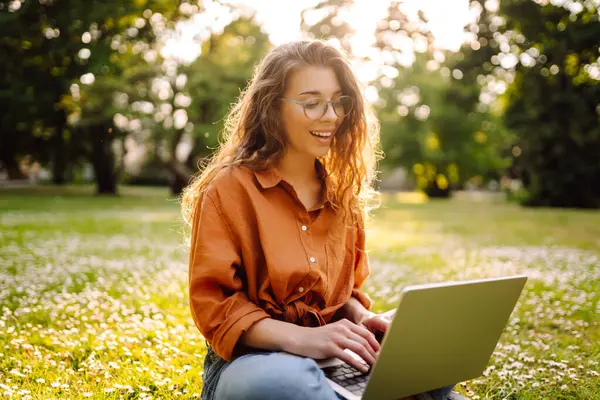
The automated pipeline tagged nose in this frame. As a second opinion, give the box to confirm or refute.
[321,102,338,121]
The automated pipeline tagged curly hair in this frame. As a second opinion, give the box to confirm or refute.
[181,40,381,228]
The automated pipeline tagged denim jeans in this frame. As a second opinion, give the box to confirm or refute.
[201,344,455,400]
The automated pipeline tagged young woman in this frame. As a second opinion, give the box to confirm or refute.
[182,40,461,400]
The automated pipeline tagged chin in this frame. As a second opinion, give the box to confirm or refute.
[311,148,331,159]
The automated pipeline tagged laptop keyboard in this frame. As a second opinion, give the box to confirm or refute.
[323,361,371,397]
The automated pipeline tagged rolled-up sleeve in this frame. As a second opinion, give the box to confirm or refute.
[351,220,372,310]
[188,192,270,361]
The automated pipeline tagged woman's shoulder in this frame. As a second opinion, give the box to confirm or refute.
[205,165,255,199]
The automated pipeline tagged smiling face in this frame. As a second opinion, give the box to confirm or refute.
[280,66,344,161]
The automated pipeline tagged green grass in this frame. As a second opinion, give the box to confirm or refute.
[0,186,598,399]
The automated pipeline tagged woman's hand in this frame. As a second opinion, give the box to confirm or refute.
[285,319,380,373]
[358,310,396,342]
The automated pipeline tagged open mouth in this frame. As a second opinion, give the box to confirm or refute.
[310,130,334,138]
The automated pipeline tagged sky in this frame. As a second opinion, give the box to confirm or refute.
[244,0,473,49]
[163,0,473,68]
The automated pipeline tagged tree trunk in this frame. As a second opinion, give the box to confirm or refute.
[51,108,68,185]
[166,158,192,196]
[117,136,127,180]
[89,124,118,195]
[165,126,189,195]
[0,131,27,180]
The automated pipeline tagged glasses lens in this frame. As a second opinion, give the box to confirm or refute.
[334,96,353,118]
[303,96,354,119]
[304,98,327,120]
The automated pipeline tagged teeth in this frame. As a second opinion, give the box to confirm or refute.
[310,131,333,137]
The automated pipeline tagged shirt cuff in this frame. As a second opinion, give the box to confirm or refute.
[211,305,270,362]
[352,288,372,311]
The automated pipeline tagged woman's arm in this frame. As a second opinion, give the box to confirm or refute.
[240,317,380,373]
[336,298,394,343]
[239,318,300,352]
[189,192,271,361]
[336,296,374,325]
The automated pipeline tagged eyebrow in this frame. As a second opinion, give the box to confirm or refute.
[298,89,343,96]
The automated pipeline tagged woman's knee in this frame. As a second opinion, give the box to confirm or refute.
[215,352,335,400]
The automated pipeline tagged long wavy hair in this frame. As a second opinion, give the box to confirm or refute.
[181,40,381,228]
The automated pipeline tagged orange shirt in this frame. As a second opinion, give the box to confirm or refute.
[188,164,372,361]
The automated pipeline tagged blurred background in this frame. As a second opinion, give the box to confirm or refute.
[1,0,599,208]
[2,2,600,398]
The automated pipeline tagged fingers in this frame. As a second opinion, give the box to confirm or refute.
[345,319,381,353]
[342,329,377,363]
[339,335,376,366]
[381,309,396,320]
[333,346,370,374]
[366,316,390,334]
[335,319,380,367]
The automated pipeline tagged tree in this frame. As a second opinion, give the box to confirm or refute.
[0,0,74,183]
[497,0,600,208]
[117,13,272,195]
[171,16,272,194]
[0,0,183,193]
[375,51,510,196]
[299,1,510,196]
[373,2,509,195]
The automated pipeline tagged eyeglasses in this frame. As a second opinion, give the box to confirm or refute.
[280,95,353,120]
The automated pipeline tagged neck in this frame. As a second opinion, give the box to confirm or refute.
[276,150,317,185]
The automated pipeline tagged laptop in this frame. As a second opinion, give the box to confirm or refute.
[316,275,528,400]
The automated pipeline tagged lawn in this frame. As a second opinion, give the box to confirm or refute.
[0,186,598,399]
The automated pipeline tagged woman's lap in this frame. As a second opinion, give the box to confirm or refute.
[202,346,456,400]
[214,351,339,400]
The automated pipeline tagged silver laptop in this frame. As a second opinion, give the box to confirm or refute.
[317,275,527,400]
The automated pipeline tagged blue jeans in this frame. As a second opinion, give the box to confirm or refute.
[201,345,455,400]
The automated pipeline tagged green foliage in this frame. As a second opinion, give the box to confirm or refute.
[0,0,181,191]
[0,1,271,195]
[110,13,272,194]
[497,0,600,208]
[183,17,272,160]
[300,0,511,195]
[376,53,511,194]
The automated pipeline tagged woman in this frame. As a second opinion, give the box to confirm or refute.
[182,40,461,400]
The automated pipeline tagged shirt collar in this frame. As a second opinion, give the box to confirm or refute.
[253,160,330,196]
[254,166,282,189]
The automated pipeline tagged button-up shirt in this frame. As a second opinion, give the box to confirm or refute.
[188,164,372,361]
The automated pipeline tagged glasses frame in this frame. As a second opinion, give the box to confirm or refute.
[280,95,353,120]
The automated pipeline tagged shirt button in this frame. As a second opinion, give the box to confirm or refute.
[301,225,307,231]
[309,257,316,263]
[298,287,304,293]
